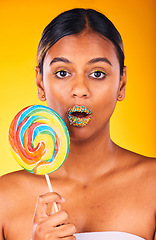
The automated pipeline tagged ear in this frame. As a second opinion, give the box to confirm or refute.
[117,66,127,101]
[35,66,46,101]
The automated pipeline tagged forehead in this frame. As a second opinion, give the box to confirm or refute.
[44,32,119,66]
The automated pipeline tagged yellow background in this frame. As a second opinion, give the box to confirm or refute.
[0,0,156,176]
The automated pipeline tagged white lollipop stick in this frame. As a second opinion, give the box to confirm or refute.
[45,174,59,212]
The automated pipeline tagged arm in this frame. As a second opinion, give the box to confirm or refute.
[154,220,156,240]
[0,178,6,240]
[0,226,5,240]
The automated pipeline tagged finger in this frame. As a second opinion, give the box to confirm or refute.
[54,223,76,238]
[46,202,61,216]
[59,236,76,240]
[51,203,61,215]
[33,211,71,237]
[34,210,70,234]
[33,192,65,221]
[42,210,70,227]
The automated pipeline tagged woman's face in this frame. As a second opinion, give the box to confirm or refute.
[36,32,126,141]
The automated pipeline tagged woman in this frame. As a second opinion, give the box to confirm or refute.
[0,8,156,240]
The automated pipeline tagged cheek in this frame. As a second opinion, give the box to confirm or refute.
[46,87,65,108]
[43,74,61,99]
[93,79,119,118]
[43,78,69,117]
[96,91,117,115]
[94,77,119,104]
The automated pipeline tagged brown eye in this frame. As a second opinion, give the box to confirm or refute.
[90,70,106,79]
[55,70,71,78]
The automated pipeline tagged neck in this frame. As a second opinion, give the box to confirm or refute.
[54,124,119,182]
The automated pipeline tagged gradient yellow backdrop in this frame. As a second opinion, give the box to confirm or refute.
[0,0,156,176]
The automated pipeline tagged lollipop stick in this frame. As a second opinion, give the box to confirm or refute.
[45,174,59,212]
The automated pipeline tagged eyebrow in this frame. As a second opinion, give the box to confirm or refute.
[87,57,112,66]
[49,57,112,66]
[49,57,71,65]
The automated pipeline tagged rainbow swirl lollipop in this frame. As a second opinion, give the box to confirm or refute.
[8,105,70,175]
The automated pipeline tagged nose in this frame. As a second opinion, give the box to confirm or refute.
[71,76,90,98]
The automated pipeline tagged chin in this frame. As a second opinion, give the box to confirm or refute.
[68,125,94,143]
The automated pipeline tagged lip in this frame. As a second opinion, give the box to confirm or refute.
[67,105,92,127]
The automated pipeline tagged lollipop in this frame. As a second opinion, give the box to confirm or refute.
[8,105,70,211]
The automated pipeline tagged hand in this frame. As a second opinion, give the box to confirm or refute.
[32,192,76,239]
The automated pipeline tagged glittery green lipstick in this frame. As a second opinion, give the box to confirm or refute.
[67,106,92,127]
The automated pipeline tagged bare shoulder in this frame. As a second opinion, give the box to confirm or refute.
[117,145,156,168]
[0,170,30,210]
[124,148,156,174]
[0,171,29,235]
[0,170,42,222]
[0,170,45,201]
[135,152,156,190]
[0,171,47,239]
[0,170,32,196]
[119,146,156,193]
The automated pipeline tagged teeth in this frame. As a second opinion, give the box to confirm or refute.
[67,105,92,127]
